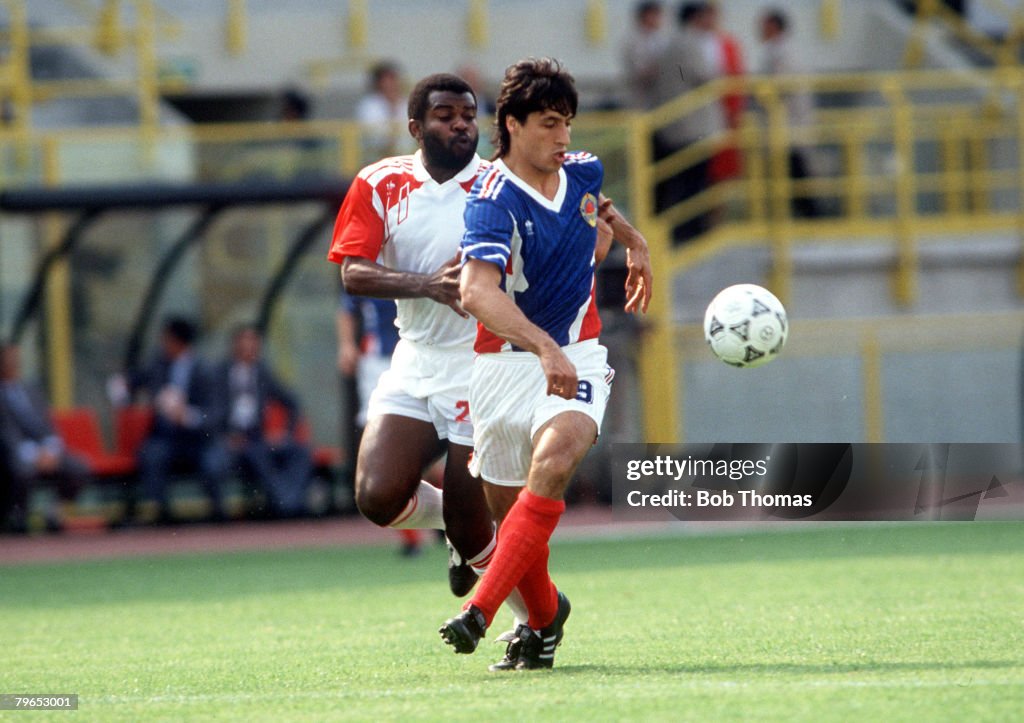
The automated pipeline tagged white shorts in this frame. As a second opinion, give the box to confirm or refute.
[468,339,614,487]
[355,354,390,428]
[366,339,474,446]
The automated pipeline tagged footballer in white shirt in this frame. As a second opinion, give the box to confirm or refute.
[328,74,496,596]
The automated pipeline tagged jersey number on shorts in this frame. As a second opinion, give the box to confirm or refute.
[455,400,470,422]
[576,380,593,404]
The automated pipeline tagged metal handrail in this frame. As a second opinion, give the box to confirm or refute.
[627,67,1024,442]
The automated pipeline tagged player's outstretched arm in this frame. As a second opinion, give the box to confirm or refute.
[341,254,468,318]
[597,194,653,314]
[460,259,578,400]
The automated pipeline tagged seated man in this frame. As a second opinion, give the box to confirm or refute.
[0,342,90,533]
[112,317,224,524]
[209,324,313,519]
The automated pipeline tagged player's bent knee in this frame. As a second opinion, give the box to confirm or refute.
[354,474,407,527]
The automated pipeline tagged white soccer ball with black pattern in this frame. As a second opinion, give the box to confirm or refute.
[703,284,787,368]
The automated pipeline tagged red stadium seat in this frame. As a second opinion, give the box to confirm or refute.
[263,400,292,443]
[263,401,341,470]
[51,407,137,477]
[115,405,154,458]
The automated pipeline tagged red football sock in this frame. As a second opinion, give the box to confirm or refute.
[466,489,565,627]
[518,544,558,630]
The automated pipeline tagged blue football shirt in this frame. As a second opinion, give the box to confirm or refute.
[461,152,604,352]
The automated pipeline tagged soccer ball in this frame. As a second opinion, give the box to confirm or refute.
[703,284,788,368]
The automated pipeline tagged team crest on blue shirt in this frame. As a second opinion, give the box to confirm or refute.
[579,193,598,228]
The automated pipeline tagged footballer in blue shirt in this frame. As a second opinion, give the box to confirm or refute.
[440,57,653,670]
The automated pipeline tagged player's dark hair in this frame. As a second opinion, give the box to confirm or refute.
[407,73,477,123]
[163,316,198,345]
[493,57,577,158]
[763,8,788,33]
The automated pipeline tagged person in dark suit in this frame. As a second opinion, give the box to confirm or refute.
[114,317,225,523]
[208,324,313,518]
[0,342,90,533]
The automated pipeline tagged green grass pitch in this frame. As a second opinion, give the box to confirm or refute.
[2,522,1022,721]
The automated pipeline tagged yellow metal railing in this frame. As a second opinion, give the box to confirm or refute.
[0,0,31,166]
[0,0,176,170]
[627,67,1024,442]
[635,68,1024,271]
[906,0,1024,67]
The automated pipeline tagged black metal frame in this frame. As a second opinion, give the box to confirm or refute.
[0,177,349,369]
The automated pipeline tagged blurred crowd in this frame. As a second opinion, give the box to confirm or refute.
[625,1,821,242]
[337,1,820,248]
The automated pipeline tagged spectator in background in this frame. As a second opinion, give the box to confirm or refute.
[277,87,323,171]
[622,1,670,110]
[280,88,311,122]
[455,63,496,116]
[209,324,313,519]
[708,2,746,187]
[337,293,424,556]
[111,317,224,524]
[653,1,726,244]
[0,342,90,533]
[337,294,398,432]
[355,60,412,158]
[760,7,820,218]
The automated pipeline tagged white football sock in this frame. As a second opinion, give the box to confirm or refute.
[464,528,525,629]
[505,588,529,629]
[387,480,444,530]
[468,528,497,574]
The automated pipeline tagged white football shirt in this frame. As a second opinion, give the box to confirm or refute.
[329,150,489,348]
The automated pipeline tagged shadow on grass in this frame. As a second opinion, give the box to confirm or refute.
[548,658,1022,678]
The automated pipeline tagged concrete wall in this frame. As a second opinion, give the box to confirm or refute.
[683,343,1021,443]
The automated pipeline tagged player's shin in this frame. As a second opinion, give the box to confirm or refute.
[442,461,496,562]
[517,545,559,630]
[466,489,565,626]
[467,532,496,574]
